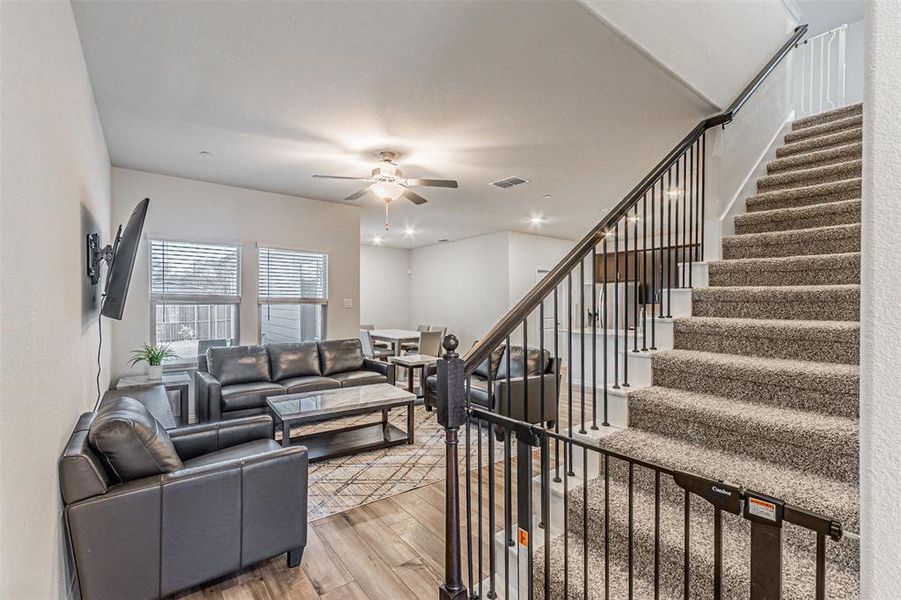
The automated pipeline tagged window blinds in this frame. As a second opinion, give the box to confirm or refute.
[258,247,328,304]
[150,240,241,303]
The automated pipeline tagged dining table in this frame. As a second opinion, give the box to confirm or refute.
[369,328,422,356]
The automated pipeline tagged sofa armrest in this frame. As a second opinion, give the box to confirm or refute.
[493,373,558,424]
[195,369,222,422]
[363,358,396,385]
[169,415,273,461]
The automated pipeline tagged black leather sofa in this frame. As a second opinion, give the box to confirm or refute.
[59,389,307,600]
[196,339,396,422]
[424,344,558,427]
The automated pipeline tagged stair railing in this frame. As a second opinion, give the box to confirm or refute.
[436,25,813,600]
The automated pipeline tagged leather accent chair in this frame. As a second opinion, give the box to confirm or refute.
[424,344,558,428]
[196,339,396,422]
[59,399,307,600]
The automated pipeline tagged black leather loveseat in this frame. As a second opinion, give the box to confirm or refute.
[59,388,307,600]
[424,344,558,427]
[196,339,396,422]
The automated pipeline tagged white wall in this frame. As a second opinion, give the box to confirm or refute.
[845,20,865,105]
[0,2,112,598]
[860,1,901,595]
[580,0,797,109]
[407,231,574,350]
[109,168,361,380]
[360,244,411,329]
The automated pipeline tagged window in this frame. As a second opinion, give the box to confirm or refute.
[258,247,327,343]
[150,240,241,362]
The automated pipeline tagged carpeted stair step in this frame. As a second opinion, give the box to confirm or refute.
[673,316,859,364]
[691,284,859,321]
[627,386,858,482]
[723,223,860,259]
[767,142,862,175]
[650,349,859,418]
[746,178,860,213]
[757,159,861,193]
[777,126,862,158]
[707,253,860,287]
[534,440,859,599]
[784,114,863,144]
[792,103,862,131]
[735,198,861,234]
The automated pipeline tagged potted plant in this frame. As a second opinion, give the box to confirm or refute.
[129,344,179,380]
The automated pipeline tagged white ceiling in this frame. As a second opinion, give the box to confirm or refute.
[72,0,712,249]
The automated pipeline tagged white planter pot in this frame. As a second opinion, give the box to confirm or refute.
[146,365,163,381]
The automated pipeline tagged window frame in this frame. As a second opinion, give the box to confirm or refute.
[148,238,243,365]
[257,245,329,344]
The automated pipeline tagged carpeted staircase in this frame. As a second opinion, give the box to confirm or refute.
[537,103,862,599]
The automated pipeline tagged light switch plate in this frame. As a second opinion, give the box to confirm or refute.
[343,297,353,308]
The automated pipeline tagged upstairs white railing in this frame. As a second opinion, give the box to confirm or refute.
[795,24,848,117]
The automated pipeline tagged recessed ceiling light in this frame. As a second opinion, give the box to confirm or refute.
[529,215,544,226]
[199,150,213,157]
[544,194,553,200]
[372,236,383,245]
[404,227,416,236]
[438,239,449,243]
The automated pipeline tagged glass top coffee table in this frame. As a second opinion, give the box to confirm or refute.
[266,383,416,462]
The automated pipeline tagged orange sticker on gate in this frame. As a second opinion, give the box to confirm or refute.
[518,529,528,546]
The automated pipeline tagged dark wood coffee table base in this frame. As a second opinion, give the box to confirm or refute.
[274,402,415,462]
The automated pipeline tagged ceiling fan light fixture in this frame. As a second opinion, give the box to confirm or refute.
[371,181,405,200]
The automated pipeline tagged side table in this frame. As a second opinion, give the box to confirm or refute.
[116,371,192,425]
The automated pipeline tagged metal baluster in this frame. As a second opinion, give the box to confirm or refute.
[642,192,648,351]
[632,205,640,354]
[583,446,589,600]
[487,408,496,599]
[816,532,826,600]
[701,132,707,261]
[674,158,681,290]
[666,169,673,318]
[650,182,658,350]
[563,442,570,599]
[688,145,694,288]
[654,469,660,599]
[613,222,620,388]
[477,415,483,599]
[623,216,630,387]
[628,461,635,600]
[567,272,575,476]
[592,238,598,430]
[504,428,511,599]
[602,235,609,426]
[604,453,610,600]
[542,433,551,600]
[553,288,561,483]
[681,151,687,289]
[713,507,722,600]
[683,490,690,599]
[579,257,586,434]
[523,319,528,426]
[539,301,545,430]
[658,178,665,320]
[465,404,474,596]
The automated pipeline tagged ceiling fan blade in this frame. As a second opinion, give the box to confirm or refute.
[405,178,458,189]
[313,175,369,181]
[402,188,428,205]
[345,187,372,201]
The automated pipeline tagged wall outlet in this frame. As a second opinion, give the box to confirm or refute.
[343,297,353,308]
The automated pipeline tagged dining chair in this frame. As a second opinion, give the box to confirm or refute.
[429,325,447,338]
[360,324,375,330]
[411,330,443,357]
[402,325,431,352]
[360,329,392,360]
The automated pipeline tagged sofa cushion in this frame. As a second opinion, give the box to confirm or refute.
[88,397,183,482]
[221,382,286,412]
[318,339,365,376]
[207,345,271,386]
[269,342,322,381]
[495,346,550,380]
[473,343,507,380]
[182,439,282,469]
[280,375,341,394]
[331,370,387,387]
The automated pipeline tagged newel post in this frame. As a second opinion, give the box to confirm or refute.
[437,334,468,600]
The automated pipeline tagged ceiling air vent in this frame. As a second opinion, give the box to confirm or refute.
[491,176,530,190]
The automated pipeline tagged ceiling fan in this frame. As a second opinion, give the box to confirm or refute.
[313,151,458,229]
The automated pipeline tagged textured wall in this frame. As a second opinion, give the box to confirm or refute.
[860,1,901,595]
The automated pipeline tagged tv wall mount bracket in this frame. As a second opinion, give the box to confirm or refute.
[86,232,114,286]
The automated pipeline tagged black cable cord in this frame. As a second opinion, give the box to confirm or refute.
[93,307,103,411]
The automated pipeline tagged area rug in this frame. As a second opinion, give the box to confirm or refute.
[280,404,491,521]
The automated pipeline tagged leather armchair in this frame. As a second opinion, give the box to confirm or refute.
[60,413,307,600]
